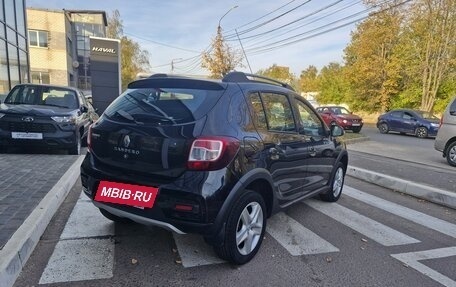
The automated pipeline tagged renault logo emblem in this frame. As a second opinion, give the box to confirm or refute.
[123,135,131,148]
[22,116,34,122]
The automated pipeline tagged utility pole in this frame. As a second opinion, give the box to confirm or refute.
[171,58,183,73]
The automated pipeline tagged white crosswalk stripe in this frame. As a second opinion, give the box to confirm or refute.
[39,199,115,284]
[344,186,456,238]
[266,212,339,255]
[304,199,420,246]
[38,184,456,285]
[173,234,225,268]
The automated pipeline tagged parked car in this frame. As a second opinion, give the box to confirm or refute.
[81,72,348,264]
[434,97,456,166]
[0,84,97,154]
[316,106,363,133]
[376,109,439,138]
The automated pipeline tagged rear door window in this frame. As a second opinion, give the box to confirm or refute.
[260,92,296,132]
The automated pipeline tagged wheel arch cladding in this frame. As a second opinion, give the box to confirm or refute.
[245,178,274,217]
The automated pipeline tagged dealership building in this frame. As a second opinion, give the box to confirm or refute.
[0,0,29,96]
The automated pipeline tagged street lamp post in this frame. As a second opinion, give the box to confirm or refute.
[218,5,238,30]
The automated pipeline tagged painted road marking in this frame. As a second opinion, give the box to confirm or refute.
[60,200,114,239]
[39,238,114,284]
[39,192,115,284]
[266,212,339,255]
[305,199,420,246]
[391,247,456,287]
[173,234,225,268]
[344,186,456,238]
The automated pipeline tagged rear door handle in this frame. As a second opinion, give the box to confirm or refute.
[269,147,280,160]
[309,146,317,157]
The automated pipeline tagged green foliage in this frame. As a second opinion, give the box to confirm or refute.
[256,64,298,90]
[202,27,243,78]
[107,10,150,90]
[316,62,350,106]
[299,65,319,92]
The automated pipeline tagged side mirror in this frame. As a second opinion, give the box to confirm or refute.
[331,125,344,137]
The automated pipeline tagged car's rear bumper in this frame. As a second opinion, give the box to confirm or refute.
[80,152,230,237]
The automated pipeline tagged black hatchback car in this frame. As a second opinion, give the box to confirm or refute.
[0,84,96,154]
[81,72,348,264]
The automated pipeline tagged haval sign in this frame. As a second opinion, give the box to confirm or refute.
[92,46,116,54]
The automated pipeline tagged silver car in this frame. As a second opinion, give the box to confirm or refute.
[434,96,456,166]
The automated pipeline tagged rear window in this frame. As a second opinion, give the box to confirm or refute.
[104,87,225,125]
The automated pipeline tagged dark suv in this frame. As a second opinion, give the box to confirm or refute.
[0,84,97,154]
[81,72,348,264]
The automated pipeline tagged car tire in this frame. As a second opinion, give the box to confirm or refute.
[214,190,266,265]
[378,123,389,134]
[415,127,428,138]
[99,208,131,223]
[446,141,456,167]
[68,132,81,155]
[320,162,345,202]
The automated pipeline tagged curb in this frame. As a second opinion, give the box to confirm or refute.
[0,155,84,287]
[347,165,456,210]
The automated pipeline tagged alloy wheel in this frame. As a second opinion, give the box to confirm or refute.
[332,167,344,198]
[448,143,456,166]
[236,202,264,256]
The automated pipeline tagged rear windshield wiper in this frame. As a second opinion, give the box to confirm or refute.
[115,110,144,125]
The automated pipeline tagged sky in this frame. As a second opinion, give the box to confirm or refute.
[26,0,370,76]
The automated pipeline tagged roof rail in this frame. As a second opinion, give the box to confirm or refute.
[222,71,295,91]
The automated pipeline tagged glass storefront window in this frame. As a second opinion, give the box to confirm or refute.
[19,49,28,83]
[7,26,17,45]
[15,0,26,36]
[0,40,8,94]
[7,43,19,87]
[18,35,26,50]
[5,0,16,29]
[0,23,5,39]
[0,0,4,21]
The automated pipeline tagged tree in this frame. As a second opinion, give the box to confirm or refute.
[317,62,351,106]
[344,7,403,112]
[107,10,150,90]
[257,64,297,90]
[299,65,319,92]
[399,0,456,112]
[202,27,243,78]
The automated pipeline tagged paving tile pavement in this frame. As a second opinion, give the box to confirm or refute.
[0,154,80,250]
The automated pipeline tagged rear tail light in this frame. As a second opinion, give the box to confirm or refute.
[187,136,240,171]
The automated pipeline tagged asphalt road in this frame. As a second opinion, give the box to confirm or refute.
[8,125,456,287]
[14,177,456,287]
[361,125,435,149]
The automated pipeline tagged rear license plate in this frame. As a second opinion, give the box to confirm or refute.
[95,181,158,208]
[11,132,43,139]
